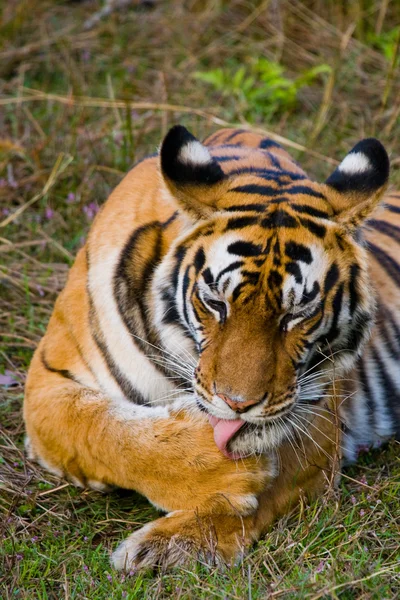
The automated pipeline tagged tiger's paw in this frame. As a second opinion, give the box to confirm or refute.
[111,510,255,572]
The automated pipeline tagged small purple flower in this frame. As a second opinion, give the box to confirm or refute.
[67,192,76,204]
[36,285,45,297]
[13,462,19,468]
[122,592,127,598]
[31,536,38,543]
[83,202,99,220]
[106,573,112,582]
[315,561,325,573]
[360,509,366,517]
[16,553,24,561]
[350,495,357,505]
[0,372,18,387]
[83,536,88,542]
[45,207,54,220]
[1,207,9,216]
[83,564,89,572]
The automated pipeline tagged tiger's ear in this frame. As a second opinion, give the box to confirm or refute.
[160,125,225,219]
[323,138,389,229]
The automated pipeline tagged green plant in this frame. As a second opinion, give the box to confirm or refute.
[194,58,331,122]
[367,26,400,61]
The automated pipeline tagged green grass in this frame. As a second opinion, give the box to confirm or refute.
[1,0,400,598]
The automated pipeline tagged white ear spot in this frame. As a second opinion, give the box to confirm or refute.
[179,141,212,166]
[338,152,371,175]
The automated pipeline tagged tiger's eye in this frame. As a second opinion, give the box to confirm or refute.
[280,314,292,333]
[205,299,227,323]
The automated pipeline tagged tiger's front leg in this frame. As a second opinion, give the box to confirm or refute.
[24,349,274,515]
[112,407,340,571]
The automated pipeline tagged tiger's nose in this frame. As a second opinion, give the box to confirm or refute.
[216,393,260,413]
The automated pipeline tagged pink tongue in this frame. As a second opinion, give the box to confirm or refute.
[208,415,245,459]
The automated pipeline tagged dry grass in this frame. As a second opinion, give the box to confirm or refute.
[1,0,400,598]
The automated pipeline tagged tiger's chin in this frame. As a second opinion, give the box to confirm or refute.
[227,420,289,457]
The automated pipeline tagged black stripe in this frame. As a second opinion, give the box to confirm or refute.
[182,265,191,329]
[324,282,344,344]
[225,167,292,182]
[378,319,398,358]
[228,240,261,257]
[267,153,281,169]
[202,267,214,284]
[377,303,400,356]
[226,166,292,178]
[161,211,179,229]
[230,184,279,196]
[194,247,206,273]
[225,216,259,230]
[267,270,283,288]
[324,263,339,294]
[299,217,326,238]
[261,211,298,229]
[345,311,371,352]
[285,186,326,199]
[225,203,267,213]
[88,293,148,404]
[291,203,329,219]
[259,138,282,150]
[172,245,188,293]
[215,261,244,283]
[301,281,320,305]
[161,288,180,326]
[369,346,399,435]
[41,350,79,384]
[222,129,247,143]
[348,264,360,315]
[385,203,400,214]
[286,261,302,284]
[368,242,400,287]
[357,357,375,433]
[368,219,400,244]
[242,270,260,285]
[232,281,248,302]
[213,155,243,162]
[285,241,312,264]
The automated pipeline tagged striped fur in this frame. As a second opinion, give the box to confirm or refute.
[24,126,399,570]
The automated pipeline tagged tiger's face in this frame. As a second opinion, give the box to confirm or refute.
[153,126,389,457]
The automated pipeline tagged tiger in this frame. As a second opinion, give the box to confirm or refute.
[24,125,400,571]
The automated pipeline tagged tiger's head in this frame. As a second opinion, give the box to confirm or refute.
[152,126,389,457]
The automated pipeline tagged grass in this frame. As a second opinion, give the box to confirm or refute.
[1,0,400,597]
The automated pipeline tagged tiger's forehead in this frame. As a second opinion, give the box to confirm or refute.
[191,224,330,311]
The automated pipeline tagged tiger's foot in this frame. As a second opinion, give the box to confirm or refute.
[111,510,257,571]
